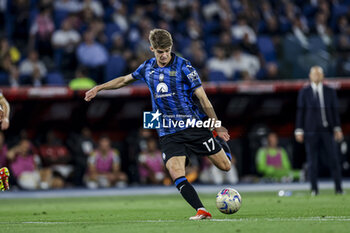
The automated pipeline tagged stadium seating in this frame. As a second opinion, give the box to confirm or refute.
[308,36,326,52]
[0,73,9,86]
[105,55,126,82]
[105,23,122,47]
[208,71,228,82]
[257,36,276,62]
[46,72,65,86]
[54,10,69,28]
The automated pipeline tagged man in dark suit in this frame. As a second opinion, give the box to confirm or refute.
[295,66,343,195]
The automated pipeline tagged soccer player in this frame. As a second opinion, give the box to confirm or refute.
[0,92,10,130]
[85,29,231,220]
[0,92,10,191]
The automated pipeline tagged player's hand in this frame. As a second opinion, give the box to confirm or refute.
[1,118,9,130]
[295,134,304,143]
[334,131,343,142]
[216,126,230,142]
[84,86,99,102]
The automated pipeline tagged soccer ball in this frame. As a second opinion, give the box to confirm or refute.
[216,188,242,214]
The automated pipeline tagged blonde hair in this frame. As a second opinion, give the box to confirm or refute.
[149,29,173,49]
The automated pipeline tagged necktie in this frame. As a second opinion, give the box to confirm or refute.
[315,88,328,127]
[314,89,320,105]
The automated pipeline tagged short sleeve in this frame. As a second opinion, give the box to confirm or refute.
[182,61,202,90]
[132,61,147,80]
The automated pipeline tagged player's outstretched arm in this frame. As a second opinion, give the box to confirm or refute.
[0,95,10,130]
[84,74,135,102]
[194,86,230,141]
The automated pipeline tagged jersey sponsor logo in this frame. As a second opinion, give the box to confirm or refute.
[156,83,168,93]
[155,92,176,98]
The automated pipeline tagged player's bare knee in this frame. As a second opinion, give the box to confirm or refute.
[222,165,231,172]
[222,161,231,172]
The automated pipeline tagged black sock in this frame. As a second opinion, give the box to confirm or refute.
[175,176,204,210]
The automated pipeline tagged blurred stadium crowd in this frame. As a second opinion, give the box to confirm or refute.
[1,0,350,190]
[2,122,311,190]
[0,127,240,189]
[1,0,350,87]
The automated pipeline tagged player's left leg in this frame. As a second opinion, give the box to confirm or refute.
[185,129,231,172]
[208,149,231,172]
[166,156,212,220]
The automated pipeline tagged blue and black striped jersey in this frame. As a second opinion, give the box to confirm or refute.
[132,53,207,137]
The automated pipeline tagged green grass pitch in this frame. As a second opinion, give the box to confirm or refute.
[0,189,349,233]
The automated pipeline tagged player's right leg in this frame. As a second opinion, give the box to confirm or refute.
[165,156,212,220]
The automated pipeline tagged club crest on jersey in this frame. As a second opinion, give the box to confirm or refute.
[156,82,168,93]
[159,73,164,82]
[169,71,177,76]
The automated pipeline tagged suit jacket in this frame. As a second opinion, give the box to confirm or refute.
[296,84,341,133]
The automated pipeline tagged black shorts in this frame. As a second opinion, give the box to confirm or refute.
[159,128,222,165]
